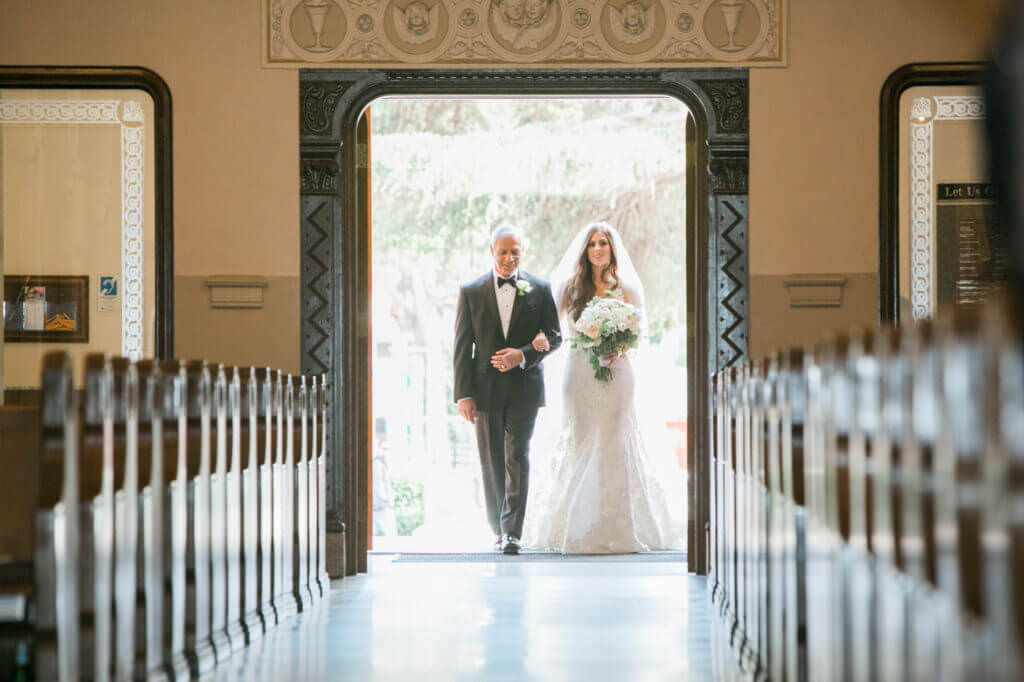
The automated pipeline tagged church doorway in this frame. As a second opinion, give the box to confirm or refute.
[365,96,690,554]
[299,69,749,577]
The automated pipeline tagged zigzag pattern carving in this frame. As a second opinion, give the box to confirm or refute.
[301,196,338,509]
[717,198,748,369]
[302,199,333,375]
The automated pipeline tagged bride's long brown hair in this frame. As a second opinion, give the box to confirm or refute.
[565,224,619,322]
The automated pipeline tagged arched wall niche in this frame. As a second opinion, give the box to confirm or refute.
[298,68,749,576]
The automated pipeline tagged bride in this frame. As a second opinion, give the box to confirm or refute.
[523,222,685,553]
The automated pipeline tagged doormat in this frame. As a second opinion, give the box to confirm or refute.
[388,551,686,563]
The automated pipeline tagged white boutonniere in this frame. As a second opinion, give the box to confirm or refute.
[515,279,532,297]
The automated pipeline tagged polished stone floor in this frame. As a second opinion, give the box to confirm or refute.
[207,554,740,682]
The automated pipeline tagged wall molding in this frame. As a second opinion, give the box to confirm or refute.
[783,274,847,308]
[0,97,146,359]
[908,94,985,320]
[878,62,986,325]
[204,276,269,309]
[267,0,785,69]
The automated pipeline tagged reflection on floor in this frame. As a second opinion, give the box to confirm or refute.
[208,554,743,682]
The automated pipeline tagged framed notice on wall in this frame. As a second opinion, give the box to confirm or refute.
[934,183,1007,309]
[2,275,90,343]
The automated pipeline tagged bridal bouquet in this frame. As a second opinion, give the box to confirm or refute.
[570,290,641,382]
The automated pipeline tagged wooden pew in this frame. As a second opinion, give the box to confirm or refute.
[311,374,329,599]
[721,367,737,627]
[872,328,912,682]
[40,353,82,681]
[293,376,313,611]
[183,360,216,676]
[157,359,191,680]
[274,371,298,621]
[782,350,806,679]
[707,309,1024,681]
[0,353,76,680]
[901,321,944,682]
[110,357,139,681]
[802,343,840,682]
[710,369,724,606]
[764,354,786,682]
[992,307,1024,681]
[239,367,264,639]
[709,370,724,607]
[936,310,989,679]
[716,366,733,622]
[253,368,278,628]
[209,365,233,656]
[734,363,752,662]
[78,355,114,681]
[780,349,808,682]
[134,359,172,680]
[225,367,246,648]
[749,360,768,679]
[1,356,334,680]
[846,330,878,682]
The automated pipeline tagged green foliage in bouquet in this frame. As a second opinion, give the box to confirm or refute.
[569,292,641,382]
[571,328,638,381]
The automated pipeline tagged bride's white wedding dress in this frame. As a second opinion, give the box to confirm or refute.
[523,226,685,554]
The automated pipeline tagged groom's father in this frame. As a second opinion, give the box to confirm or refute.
[454,225,561,554]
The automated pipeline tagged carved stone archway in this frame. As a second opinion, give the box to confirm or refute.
[299,69,749,577]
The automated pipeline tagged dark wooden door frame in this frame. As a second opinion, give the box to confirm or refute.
[299,69,750,577]
[0,66,174,359]
[878,62,986,324]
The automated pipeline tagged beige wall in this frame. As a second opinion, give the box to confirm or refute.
[0,0,300,373]
[174,275,299,372]
[748,0,998,355]
[0,0,1003,368]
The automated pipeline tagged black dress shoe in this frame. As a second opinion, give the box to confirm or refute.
[502,536,520,555]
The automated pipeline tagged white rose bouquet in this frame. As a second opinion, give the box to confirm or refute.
[570,288,641,382]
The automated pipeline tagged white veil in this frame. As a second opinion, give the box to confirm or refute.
[549,222,646,329]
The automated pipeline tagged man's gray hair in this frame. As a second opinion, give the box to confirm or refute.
[490,224,524,247]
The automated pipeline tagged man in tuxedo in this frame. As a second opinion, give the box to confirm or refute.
[454,225,561,554]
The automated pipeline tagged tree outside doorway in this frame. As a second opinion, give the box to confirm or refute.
[370,97,688,552]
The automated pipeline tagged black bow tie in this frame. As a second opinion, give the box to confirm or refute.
[497,276,516,288]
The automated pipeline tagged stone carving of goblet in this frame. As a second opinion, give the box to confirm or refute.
[719,0,746,51]
[304,0,332,50]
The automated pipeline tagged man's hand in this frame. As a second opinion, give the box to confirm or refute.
[491,348,525,373]
[457,397,478,424]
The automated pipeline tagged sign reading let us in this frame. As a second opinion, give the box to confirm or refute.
[264,0,786,69]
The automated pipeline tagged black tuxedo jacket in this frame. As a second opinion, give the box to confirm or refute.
[453,270,562,413]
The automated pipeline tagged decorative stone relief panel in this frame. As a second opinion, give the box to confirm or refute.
[712,195,748,369]
[267,0,785,68]
[698,78,747,133]
[301,194,342,531]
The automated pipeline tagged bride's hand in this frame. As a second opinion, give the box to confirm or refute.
[532,331,550,352]
[600,352,618,367]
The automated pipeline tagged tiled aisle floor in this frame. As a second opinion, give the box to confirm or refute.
[208,554,738,682]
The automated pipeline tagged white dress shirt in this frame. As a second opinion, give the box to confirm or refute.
[493,269,526,369]
[493,268,518,339]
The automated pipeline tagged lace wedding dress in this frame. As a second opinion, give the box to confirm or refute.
[523,225,685,553]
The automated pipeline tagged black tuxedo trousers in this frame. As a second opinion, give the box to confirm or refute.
[453,271,561,538]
